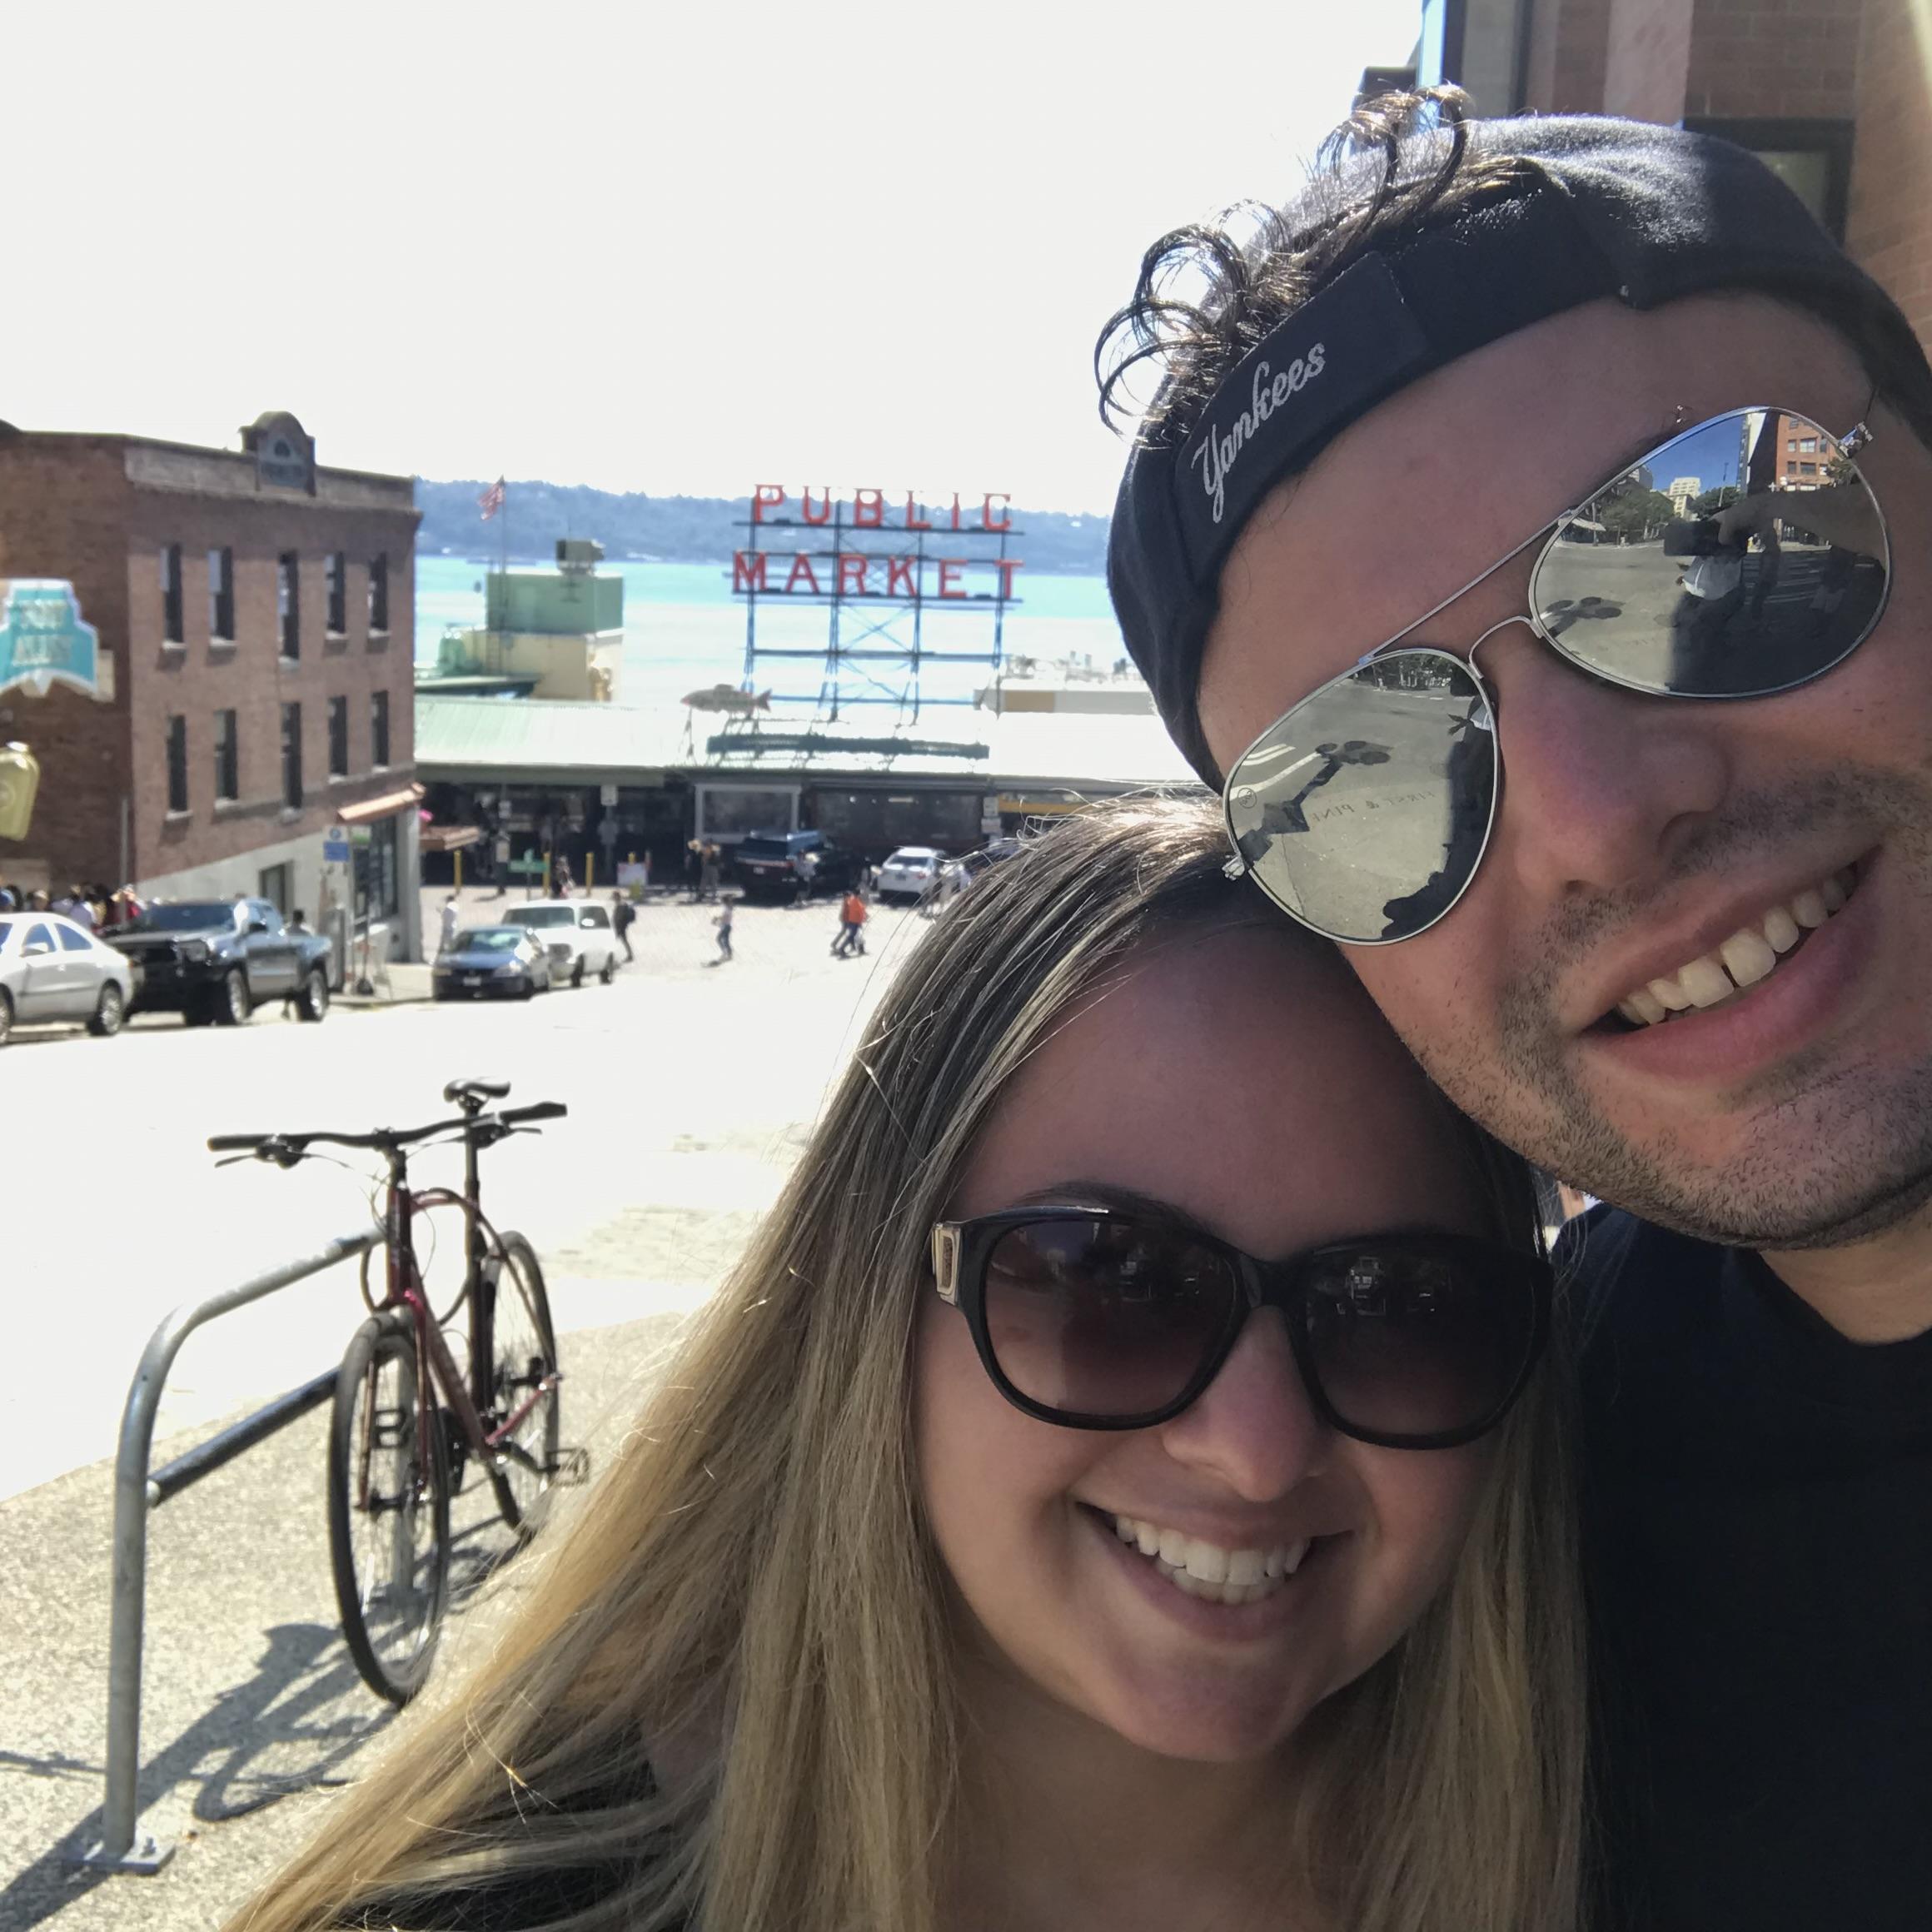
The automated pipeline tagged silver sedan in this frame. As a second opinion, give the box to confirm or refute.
[0,913,135,1046]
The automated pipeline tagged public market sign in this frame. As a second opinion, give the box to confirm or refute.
[733,485,1023,602]
[0,580,104,700]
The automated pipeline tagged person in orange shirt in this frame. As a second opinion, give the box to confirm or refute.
[832,889,867,958]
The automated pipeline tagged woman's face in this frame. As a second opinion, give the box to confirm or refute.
[914,924,1501,1765]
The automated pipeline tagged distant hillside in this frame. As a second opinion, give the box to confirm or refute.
[414,481,1111,575]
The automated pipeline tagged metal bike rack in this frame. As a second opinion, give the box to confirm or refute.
[68,1223,384,1875]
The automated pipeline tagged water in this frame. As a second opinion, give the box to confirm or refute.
[414,555,1127,715]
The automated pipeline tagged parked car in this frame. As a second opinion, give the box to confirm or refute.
[0,912,134,1046]
[876,845,944,904]
[432,925,553,1000]
[502,900,620,986]
[732,829,858,899]
[107,898,331,1025]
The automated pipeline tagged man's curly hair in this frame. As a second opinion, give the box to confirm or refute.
[1094,85,1932,456]
[1093,88,1540,448]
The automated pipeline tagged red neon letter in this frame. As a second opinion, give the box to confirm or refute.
[994,557,1023,600]
[938,559,967,599]
[752,484,786,525]
[981,492,1013,532]
[837,554,870,596]
[886,555,918,598]
[801,487,834,526]
[784,551,822,594]
[853,489,884,528]
[949,492,962,531]
[732,550,769,593]
[904,492,932,530]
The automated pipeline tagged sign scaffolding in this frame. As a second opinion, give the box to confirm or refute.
[730,485,1023,728]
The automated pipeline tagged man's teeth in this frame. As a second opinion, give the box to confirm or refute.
[1110,1514,1310,1605]
[1614,869,1855,1027]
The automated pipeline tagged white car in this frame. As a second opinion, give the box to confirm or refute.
[876,846,943,905]
[0,911,134,1045]
[502,900,621,987]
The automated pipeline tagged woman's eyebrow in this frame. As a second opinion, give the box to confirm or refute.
[1001,1181,1219,1237]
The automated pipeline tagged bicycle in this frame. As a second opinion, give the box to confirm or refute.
[208,1078,586,1705]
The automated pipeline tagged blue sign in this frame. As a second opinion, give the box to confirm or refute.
[322,829,351,864]
[0,580,102,701]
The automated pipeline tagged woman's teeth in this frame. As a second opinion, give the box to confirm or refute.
[1614,868,1855,1028]
[1109,1513,1310,1606]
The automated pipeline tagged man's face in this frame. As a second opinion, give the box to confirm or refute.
[1197,292,1932,1252]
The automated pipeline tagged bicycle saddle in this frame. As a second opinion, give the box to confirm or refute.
[444,1078,510,1105]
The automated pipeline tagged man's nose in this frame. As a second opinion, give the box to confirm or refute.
[1478,625,1731,903]
[1158,1308,1329,1501]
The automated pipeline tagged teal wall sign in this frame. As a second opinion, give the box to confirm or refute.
[0,580,103,700]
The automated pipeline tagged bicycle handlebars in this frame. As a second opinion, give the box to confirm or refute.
[208,1098,568,1163]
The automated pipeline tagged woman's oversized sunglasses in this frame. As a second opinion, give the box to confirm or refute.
[1222,406,1889,945]
[930,1207,1550,1450]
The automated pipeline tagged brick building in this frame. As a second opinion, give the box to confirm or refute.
[1377,0,1930,353]
[0,411,423,964]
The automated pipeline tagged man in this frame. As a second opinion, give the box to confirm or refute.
[1105,98,1932,1929]
[611,887,635,962]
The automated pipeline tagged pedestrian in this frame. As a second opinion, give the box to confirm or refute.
[287,907,310,935]
[611,888,635,962]
[685,838,703,902]
[711,894,733,962]
[235,803,1580,1932]
[439,894,459,956]
[830,888,867,957]
[0,881,14,911]
[791,842,819,907]
[555,855,575,898]
[1099,90,1922,1925]
[700,843,720,901]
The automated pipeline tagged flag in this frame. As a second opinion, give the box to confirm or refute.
[479,477,505,521]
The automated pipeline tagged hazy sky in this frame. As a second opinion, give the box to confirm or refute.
[9,2,1420,513]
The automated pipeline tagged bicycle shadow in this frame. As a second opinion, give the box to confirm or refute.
[0,1520,513,1930]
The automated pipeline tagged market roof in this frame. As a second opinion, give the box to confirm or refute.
[415,696,1203,794]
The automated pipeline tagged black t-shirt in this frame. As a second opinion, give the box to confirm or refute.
[1572,1209,1932,1930]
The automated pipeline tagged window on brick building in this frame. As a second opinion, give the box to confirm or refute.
[281,701,303,809]
[1799,436,1819,453]
[326,551,346,635]
[368,552,390,634]
[161,545,184,644]
[208,547,234,642]
[371,688,391,767]
[167,715,189,813]
[278,552,300,660]
[328,695,350,778]
[214,709,238,801]
[1683,117,1853,242]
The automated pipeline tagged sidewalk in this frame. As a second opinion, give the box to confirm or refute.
[0,1306,694,1932]
[334,960,435,1008]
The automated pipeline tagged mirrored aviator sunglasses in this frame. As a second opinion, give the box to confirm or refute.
[1223,406,1890,945]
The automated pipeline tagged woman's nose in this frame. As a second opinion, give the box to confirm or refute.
[1158,1308,1330,1501]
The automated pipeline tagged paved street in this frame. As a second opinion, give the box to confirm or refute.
[0,890,919,1930]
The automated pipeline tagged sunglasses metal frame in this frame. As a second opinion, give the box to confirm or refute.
[930,1207,1551,1449]
[1221,406,1886,945]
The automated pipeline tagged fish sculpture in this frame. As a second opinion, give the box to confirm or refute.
[682,685,772,715]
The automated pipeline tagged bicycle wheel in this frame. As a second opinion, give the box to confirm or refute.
[328,1312,451,1705]
[485,1232,561,1536]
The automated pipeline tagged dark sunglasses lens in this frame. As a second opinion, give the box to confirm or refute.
[1298,1245,1537,1442]
[1535,409,1888,697]
[983,1218,1240,1421]
[1226,652,1496,944]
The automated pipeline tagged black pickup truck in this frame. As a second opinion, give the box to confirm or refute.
[108,898,333,1025]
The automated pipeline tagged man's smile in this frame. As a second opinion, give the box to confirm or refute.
[1605,864,1860,1028]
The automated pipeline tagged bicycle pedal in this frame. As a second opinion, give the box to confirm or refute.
[551,1447,591,1486]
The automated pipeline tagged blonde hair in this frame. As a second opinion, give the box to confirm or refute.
[233,797,1583,1932]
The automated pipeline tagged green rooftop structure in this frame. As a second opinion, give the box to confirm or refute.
[422,539,625,701]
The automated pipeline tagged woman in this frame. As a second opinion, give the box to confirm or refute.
[237,798,1583,1932]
